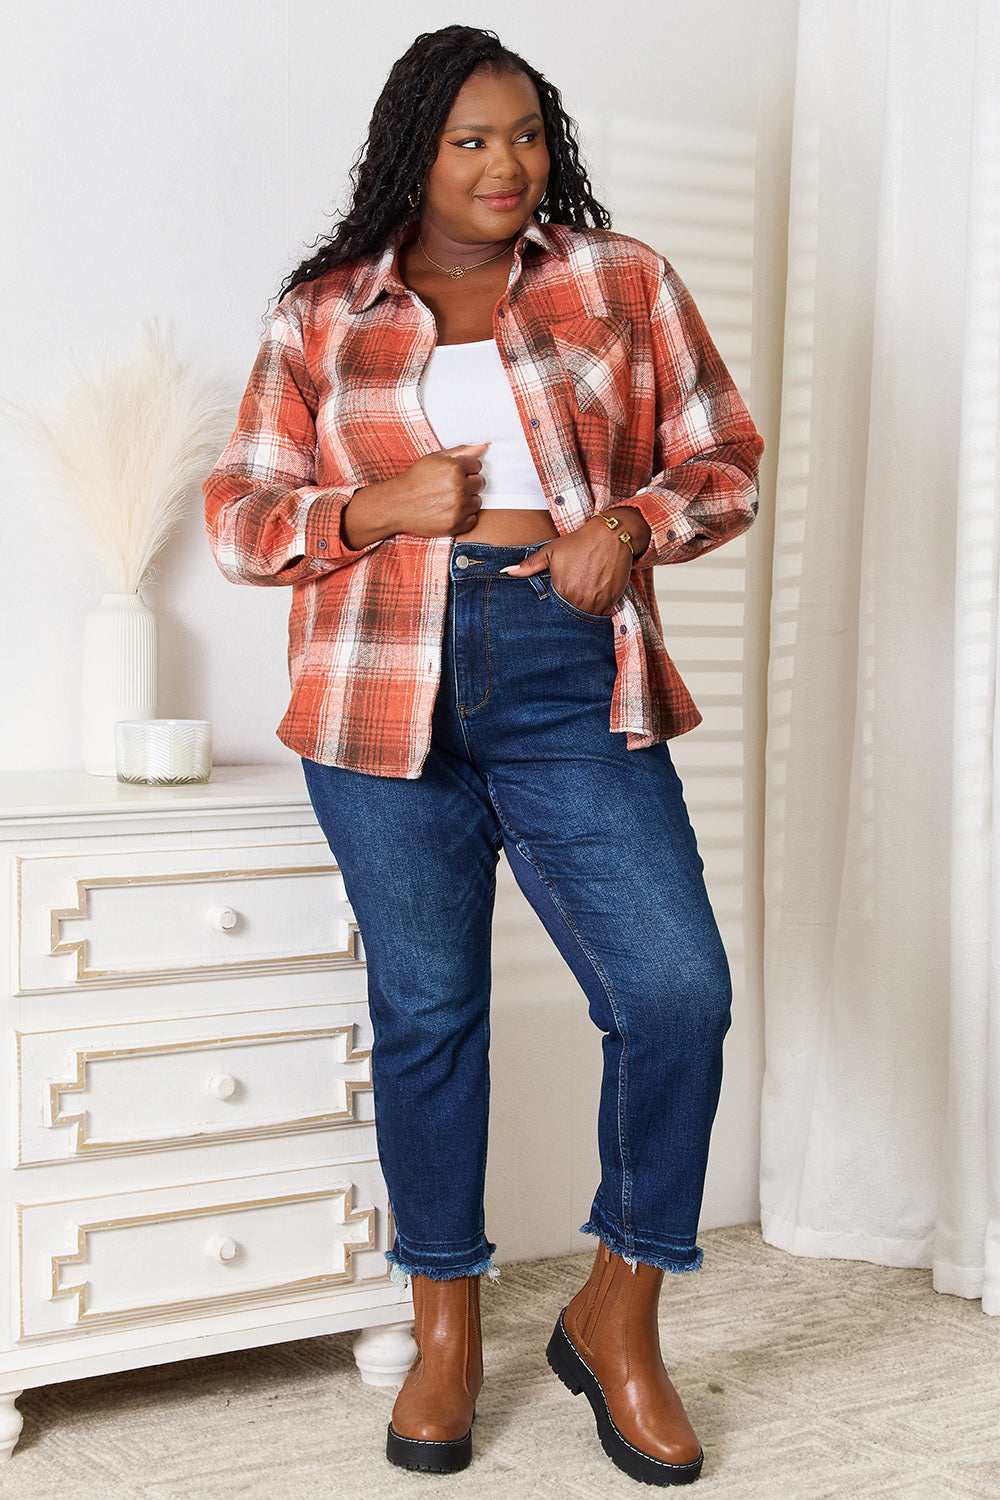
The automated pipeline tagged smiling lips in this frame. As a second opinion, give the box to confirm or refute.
[477,189,525,210]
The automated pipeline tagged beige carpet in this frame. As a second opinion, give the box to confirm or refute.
[2,1225,998,1499]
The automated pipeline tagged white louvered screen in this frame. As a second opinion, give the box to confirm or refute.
[582,115,757,997]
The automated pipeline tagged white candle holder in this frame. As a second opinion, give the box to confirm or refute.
[115,720,212,785]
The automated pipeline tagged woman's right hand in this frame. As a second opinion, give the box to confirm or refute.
[341,444,488,550]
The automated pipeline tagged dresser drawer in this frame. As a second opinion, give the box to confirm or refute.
[15,841,362,992]
[16,1161,390,1339]
[15,1002,374,1166]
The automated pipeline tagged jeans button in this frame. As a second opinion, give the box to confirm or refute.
[455,555,470,570]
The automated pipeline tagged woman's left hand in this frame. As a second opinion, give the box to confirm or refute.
[501,508,650,615]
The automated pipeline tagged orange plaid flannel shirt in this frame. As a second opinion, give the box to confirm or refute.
[204,220,763,777]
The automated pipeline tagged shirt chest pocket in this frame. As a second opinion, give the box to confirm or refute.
[550,315,633,429]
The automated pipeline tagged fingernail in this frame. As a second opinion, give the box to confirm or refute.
[500,566,516,574]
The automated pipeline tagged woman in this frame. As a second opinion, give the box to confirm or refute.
[205,24,762,1487]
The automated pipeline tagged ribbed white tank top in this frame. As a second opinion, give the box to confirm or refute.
[419,340,549,510]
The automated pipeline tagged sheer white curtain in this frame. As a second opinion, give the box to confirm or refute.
[760,0,1000,1312]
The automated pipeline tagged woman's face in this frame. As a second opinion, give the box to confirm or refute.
[420,69,550,249]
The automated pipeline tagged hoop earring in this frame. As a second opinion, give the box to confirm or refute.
[407,182,421,209]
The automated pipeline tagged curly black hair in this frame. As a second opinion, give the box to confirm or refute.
[278,24,610,300]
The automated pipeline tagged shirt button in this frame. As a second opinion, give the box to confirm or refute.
[529,418,540,428]
[497,308,506,319]
[553,494,565,506]
[317,538,327,550]
[455,555,470,570]
[509,353,519,362]
[666,530,676,541]
[619,624,627,635]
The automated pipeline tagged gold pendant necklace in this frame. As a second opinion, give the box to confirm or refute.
[418,236,515,280]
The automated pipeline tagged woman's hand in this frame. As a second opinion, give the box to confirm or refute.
[501,507,650,615]
[341,444,488,549]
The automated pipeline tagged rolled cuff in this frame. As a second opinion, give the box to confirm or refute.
[300,486,380,570]
[622,490,704,564]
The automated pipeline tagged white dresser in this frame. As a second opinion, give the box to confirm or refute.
[0,765,414,1461]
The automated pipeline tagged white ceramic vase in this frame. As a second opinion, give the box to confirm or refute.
[81,593,157,775]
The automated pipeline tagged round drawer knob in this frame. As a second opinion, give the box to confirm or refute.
[208,1236,239,1263]
[208,906,238,932]
[206,1072,237,1100]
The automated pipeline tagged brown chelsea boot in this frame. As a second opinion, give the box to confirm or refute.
[547,1242,703,1485]
[386,1274,483,1473]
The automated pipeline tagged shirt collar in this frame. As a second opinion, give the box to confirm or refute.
[346,216,566,315]
[518,219,565,259]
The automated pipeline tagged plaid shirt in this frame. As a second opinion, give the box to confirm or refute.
[204,220,763,777]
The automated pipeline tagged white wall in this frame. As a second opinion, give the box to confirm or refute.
[0,0,797,1258]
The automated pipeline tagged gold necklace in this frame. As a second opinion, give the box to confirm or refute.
[418,236,515,280]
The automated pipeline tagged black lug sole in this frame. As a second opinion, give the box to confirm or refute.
[386,1421,473,1473]
[546,1310,704,1487]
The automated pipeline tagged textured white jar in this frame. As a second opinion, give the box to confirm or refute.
[81,593,157,775]
[114,720,212,784]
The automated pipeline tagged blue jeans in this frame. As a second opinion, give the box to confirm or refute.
[303,541,731,1279]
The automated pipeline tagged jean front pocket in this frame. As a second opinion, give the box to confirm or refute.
[547,578,615,625]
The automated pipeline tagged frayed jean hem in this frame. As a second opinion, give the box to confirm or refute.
[386,1248,499,1289]
[579,1221,704,1275]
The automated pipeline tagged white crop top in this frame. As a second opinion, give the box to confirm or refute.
[419,340,549,510]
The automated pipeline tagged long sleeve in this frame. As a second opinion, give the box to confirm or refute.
[625,262,763,569]
[204,300,377,587]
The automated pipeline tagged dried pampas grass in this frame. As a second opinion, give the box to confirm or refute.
[4,322,232,594]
